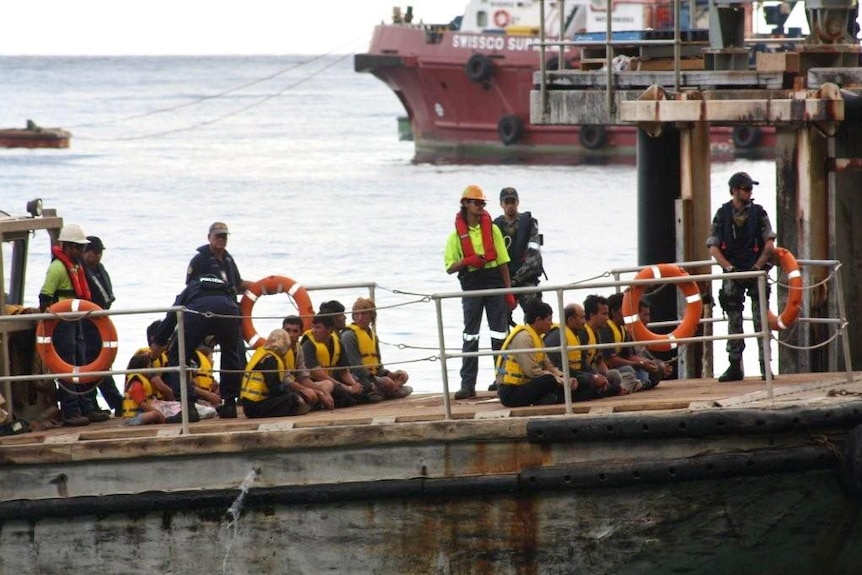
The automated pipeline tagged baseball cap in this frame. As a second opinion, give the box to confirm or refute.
[85,236,105,252]
[500,187,519,201]
[728,172,759,189]
[209,222,229,235]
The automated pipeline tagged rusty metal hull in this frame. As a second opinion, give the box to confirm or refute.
[3,399,862,574]
[1,470,860,575]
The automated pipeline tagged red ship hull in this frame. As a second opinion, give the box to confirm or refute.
[355,24,772,164]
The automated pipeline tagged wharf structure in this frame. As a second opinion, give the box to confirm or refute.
[531,0,862,376]
[2,204,862,573]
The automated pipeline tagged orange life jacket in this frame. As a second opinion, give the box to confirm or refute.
[454,210,496,263]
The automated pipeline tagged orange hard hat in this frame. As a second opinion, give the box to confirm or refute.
[461,184,487,202]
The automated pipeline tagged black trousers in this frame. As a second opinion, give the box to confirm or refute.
[498,374,560,407]
[164,294,243,402]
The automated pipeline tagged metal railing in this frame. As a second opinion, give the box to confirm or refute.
[433,260,852,419]
[0,268,851,428]
[0,281,380,434]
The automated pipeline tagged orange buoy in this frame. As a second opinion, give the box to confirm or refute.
[622,264,703,351]
[767,247,803,330]
[240,275,314,348]
[36,299,118,384]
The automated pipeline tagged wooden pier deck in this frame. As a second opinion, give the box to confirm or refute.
[3,371,859,452]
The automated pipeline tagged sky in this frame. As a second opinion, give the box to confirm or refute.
[0,1,469,55]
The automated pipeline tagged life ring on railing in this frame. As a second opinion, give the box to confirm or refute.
[36,299,118,384]
[465,53,494,83]
[498,115,524,145]
[767,247,803,330]
[493,9,510,28]
[732,126,761,149]
[240,275,315,348]
[621,264,703,352]
[579,125,607,150]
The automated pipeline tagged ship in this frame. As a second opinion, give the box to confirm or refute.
[354,1,775,163]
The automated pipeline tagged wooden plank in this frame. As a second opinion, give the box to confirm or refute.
[371,416,398,425]
[43,433,80,444]
[620,98,843,124]
[475,409,511,419]
[689,401,719,410]
[756,52,800,73]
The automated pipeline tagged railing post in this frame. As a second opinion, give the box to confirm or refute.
[757,272,773,399]
[555,288,573,414]
[435,297,453,420]
[176,308,190,434]
[834,264,855,382]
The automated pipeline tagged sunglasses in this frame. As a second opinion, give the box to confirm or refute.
[468,200,486,207]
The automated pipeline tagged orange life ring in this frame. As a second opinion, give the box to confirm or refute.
[767,247,803,330]
[621,264,703,352]
[36,299,118,384]
[493,9,510,28]
[240,275,314,348]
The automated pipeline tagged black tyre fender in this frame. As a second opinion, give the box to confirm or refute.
[465,54,494,83]
[497,115,524,145]
[579,125,607,150]
[732,126,761,149]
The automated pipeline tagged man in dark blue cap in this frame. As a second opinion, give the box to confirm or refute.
[183,222,252,418]
[706,172,776,382]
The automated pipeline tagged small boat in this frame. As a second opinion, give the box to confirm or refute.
[0,120,71,149]
[354,1,775,163]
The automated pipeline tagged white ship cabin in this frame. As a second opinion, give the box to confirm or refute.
[456,0,587,36]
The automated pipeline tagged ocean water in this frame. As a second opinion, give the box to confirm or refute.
[1,55,777,392]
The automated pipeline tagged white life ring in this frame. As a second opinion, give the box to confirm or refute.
[493,9,510,28]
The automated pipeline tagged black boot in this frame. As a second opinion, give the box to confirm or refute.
[454,386,476,400]
[718,360,744,382]
[166,406,200,424]
[216,397,237,419]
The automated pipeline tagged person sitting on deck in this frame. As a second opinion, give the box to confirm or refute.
[282,315,336,410]
[301,314,382,407]
[635,298,674,386]
[240,329,313,419]
[494,300,577,407]
[133,320,175,402]
[191,339,221,408]
[123,352,167,426]
[318,300,348,333]
[544,303,618,400]
[580,294,639,394]
[341,297,412,400]
[604,292,661,390]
